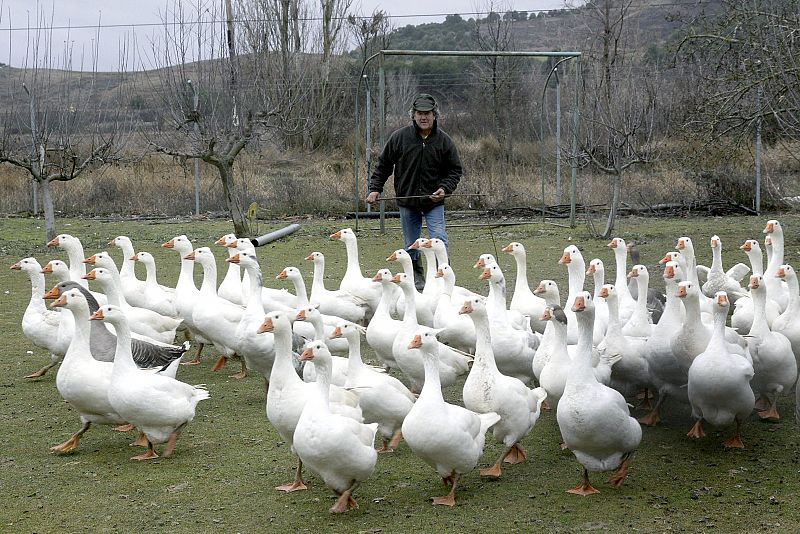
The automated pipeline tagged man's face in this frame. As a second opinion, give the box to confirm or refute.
[414,110,435,130]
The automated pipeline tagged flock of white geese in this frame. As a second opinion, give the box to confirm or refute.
[10,219,800,513]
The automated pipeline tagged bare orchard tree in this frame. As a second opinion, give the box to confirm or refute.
[145,0,326,235]
[577,0,662,238]
[472,1,525,167]
[677,0,800,145]
[0,11,129,242]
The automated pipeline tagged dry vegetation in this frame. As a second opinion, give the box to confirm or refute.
[0,135,796,220]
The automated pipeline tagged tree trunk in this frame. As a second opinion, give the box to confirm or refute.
[215,159,251,237]
[41,179,57,242]
[602,170,622,239]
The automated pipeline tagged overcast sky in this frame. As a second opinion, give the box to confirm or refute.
[1,0,572,71]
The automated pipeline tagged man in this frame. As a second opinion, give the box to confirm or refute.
[366,93,463,290]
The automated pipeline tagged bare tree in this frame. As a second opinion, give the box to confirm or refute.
[577,0,662,238]
[0,8,128,242]
[472,1,524,167]
[677,0,800,146]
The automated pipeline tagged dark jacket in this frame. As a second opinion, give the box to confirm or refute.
[368,120,462,212]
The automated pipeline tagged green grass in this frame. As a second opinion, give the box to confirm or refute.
[1,214,799,533]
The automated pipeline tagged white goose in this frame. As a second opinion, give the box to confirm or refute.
[556,291,642,496]
[84,266,181,345]
[108,235,150,308]
[331,322,415,452]
[461,296,547,477]
[161,235,210,365]
[226,250,277,382]
[701,235,749,301]
[295,305,359,383]
[425,238,476,300]
[587,258,610,345]
[365,269,402,370]
[225,238,297,311]
[559,245,587,344]
[185,247,246,377]
[41,259,71,283]
[401,327,500,506]
[686,292,755,448]
[621,265,655,338]
[670,280,712,373]
[502,241,547,333]
[411,238,443,300]
[293,340,379,514]
[599,284,651,398]
[130,251,178,317]
[330,228,382,314]
[607,238,637,324]
[257,311,362,493]
[388,248,436,327]
[47,234,89,288]
[92,304,209,460]
[537,305,572,409]
[773,265,800,369]
[432,264,477,354]
[731,239,780,334]
[675,236,713,315]
[638,260,689,426]
[746,274,797,421]
[479,264,538,383]
[11,257,74,379]
[215,233,246,305]
[276,267,349,354]
[391,273,471,392]
[49,288,126,453]
[531,279,565,381]
[305,251,367,324]
[763,220,789,312]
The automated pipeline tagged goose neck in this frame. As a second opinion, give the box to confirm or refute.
[400,284,418,326]
[310,259,325,296]
[748,288,769,336]
[710,244,723,273]
[244,264,266,313]
[346,333,365,374]
[110,318,138,373]
[747,250,764,277]
[343,239,363,279]
[568,263,585,296]
[418,347,444,402]
[199,260,218,296]
[470,310,499,373]
[290,276,310,307]
[512,253,530,295]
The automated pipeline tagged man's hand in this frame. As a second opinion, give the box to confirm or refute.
[366,191,380,205]
[430,188,446,202]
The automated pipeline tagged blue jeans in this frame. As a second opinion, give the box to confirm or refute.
[399,204,447,261]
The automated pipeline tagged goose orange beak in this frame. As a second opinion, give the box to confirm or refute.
[408,335,422,349]
[276,270,288,280]
[558,251,571,265]
[41,264,53,273]
[371,271,383,282]
[51,294,68,308]
[607,240,617,249]
[664,265,675,279]
[257,318,274,334]
[304,253,315,261]
[458,301,473,315]
[214,236,228,246]
[83,255,96,264]
[391,274,402,284]
[330,327,343,339]
[386,251,398,261]
[501,243,514,253]
[10,261,21,270]
[572,296,586,312]
[295,309,307,321]
[539,308,552,321]
[299,347,314,361]
[479,268,491,280]
[586,264,596,275]
[474,258,485,268]
[162,239,175,248]
[226,254,241,264]
[749,276,760,289]
[89,309,105,321]
[83,270,96,281]
[676,286,687,298]
[764,222,774,234]
[184,251,196,261]
[599,287,609,298]
[776,267,786,278]
[330,230,342,240]
[435,269,444,278]
[46,237,59,247]
[422,240,433,248]
[409,241,420,250]
[43,286,61,299]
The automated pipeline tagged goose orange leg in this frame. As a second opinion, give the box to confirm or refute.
[723,418,745,449]
[211,355,228,372]
[161,426,185,458]
[229,359,247,380]
[387,430,403,450]
[182,343,204,365]
[131,439,159,461]
[433,472,460,506]
[608,452,634,487]
[130,432,149,447]
[567,468,599,496]
[51,422,91,454]
[276,457,307,492]
[757,399,780,421]
[687,419,705,439]
[330,482,361,514]
[24,360,59,379]
[113,423,135,432]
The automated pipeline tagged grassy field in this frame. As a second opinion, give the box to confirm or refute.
[1,213,799,533]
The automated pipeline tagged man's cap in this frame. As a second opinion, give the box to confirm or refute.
[412,93,437,112]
